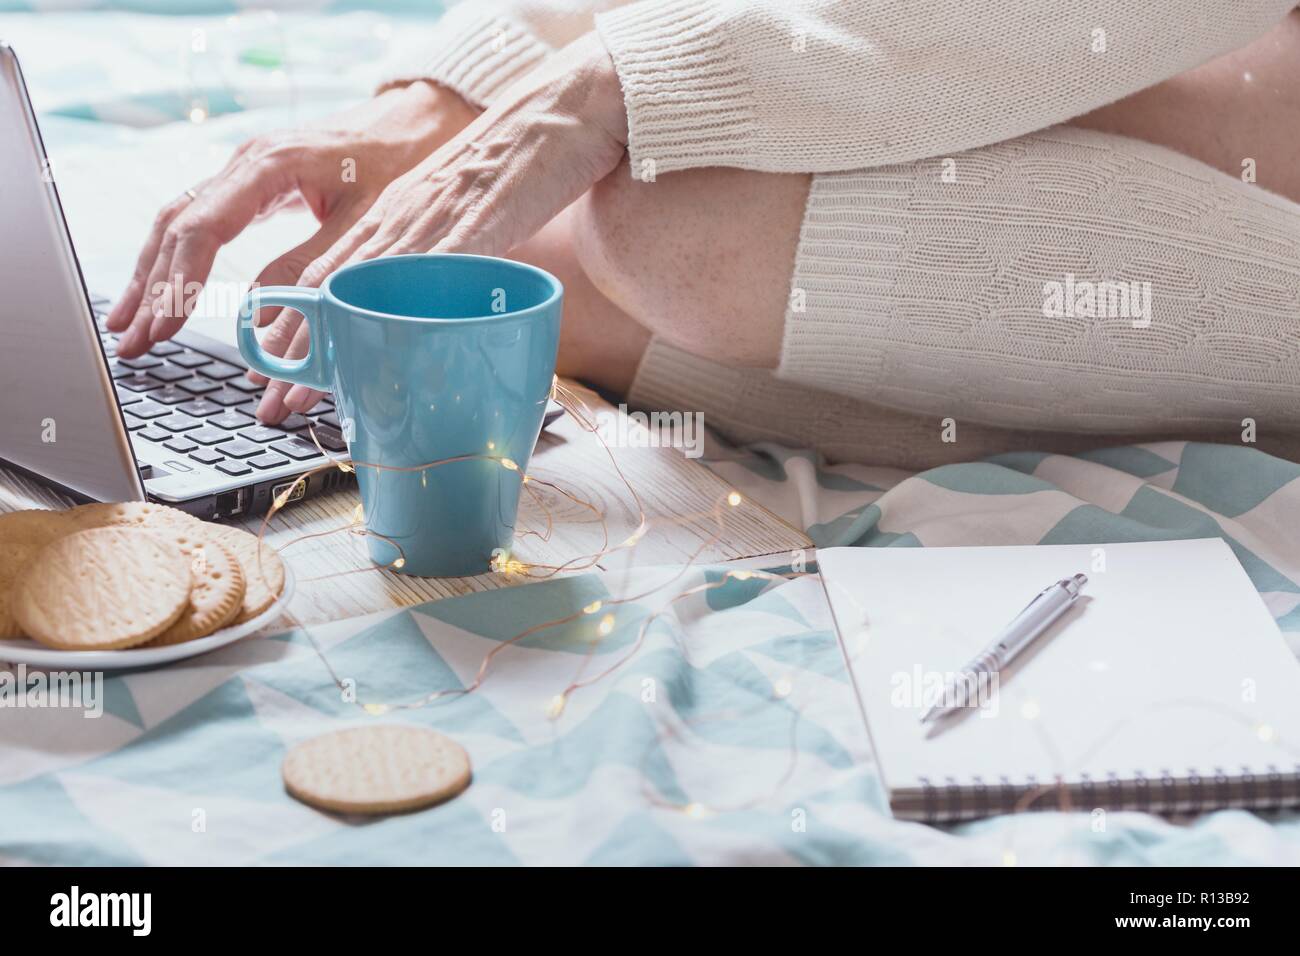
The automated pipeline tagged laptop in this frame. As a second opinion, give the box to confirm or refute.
[0,45,556,521]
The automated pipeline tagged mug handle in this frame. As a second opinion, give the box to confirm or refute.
[236,286,331,391]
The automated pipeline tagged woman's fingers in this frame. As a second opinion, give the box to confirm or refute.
[283,384,326,415]
[105,189,201,333]
[243,212,366,385]
[114,146,296,358]
[255,319,313,423]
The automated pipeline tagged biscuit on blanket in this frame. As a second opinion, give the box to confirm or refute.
[150,540,246,646]
[282,726,472,815]
[13,526,191,650]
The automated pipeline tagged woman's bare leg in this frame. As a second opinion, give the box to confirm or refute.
[508,204,650,396]
[510,162,810,394]
[1073,9,1300,204]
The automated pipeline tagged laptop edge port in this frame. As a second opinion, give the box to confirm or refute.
[271,478,309,506]
[214,488,248,518]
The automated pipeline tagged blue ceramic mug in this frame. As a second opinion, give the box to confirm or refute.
[237,253,562,577]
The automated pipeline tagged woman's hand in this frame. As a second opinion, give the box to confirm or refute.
[267,31,629,418]
[107,81,478,361]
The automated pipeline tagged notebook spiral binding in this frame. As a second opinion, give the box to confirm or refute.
[907,765,1300,823]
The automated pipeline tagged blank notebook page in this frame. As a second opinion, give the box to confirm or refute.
[818,539,1300,821]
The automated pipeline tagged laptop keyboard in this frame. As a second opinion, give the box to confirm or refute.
[90,296,346,478]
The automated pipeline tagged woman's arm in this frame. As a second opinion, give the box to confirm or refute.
[594,0,1297,174]
[379,0,633,107]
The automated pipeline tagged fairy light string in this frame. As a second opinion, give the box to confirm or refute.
[235,378,1300,841]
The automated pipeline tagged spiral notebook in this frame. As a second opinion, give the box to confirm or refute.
[818,539,1300,823]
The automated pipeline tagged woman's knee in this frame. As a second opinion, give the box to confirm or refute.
[572,159,810,368]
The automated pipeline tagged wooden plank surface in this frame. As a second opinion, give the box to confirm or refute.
[1,383,811,626]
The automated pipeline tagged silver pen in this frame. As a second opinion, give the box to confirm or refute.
[920,573,1088,724]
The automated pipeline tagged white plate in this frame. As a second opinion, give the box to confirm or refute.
[0,564,295,671]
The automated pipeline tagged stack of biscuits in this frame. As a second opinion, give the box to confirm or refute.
[0,502,285,650]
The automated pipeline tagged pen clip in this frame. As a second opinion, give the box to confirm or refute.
[1011,582,1057,620]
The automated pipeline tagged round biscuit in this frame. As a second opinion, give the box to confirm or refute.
[0,510,72,638]
[13,527,192,650]
[204,524,285,624]
[150,540,246,646]
[283,726,472,815]
[137,520,284,625]
[66,501,198,533]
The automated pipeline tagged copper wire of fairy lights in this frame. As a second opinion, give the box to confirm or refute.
[236,380,1300,845]
[239,377,809,816]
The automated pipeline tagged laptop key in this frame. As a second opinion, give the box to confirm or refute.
[317,411,341,430]
[224,377,263,394]
[125,400,172,420]
[177,399,222,417]
[149,341,183,356]
[117,354,163,370]
[177,376,220,395]
[240,425,284,443]
[149,364,194,383]
[118,372,164,392]
[145,385,191,405]
[167,351,210,369]
[190,448,225,465]
[137,425,170,442]
[270,438,322,461]
[125,419,148,431]
[207,387,251,407]
[248,451,290,470]
[196,361,242,381]
[157,413,202,432]
[312,426,348,452]
[215,460,253,477]
[210,410,256,430]
[115,386,143,406]
[278,413,310,432]
[188,426,231,445]
[164,437,199,453]
[215,438,262,459]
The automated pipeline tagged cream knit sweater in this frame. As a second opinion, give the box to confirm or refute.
[390,0,1300,466]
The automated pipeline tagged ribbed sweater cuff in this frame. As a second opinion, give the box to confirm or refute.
[629,338,747,418]
[775,168,911,398]
[378,7,553,108]
[595,0,755,175]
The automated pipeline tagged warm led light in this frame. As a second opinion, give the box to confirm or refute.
[683,802,711,819]
[188,104,208,124]
[583,600,603,615]
[727,492,742,507]
[545,694,566,719]
[773,677,793,699]
[363,703,390,716]
[731,570,753,581]
[1001,849,1017,867]
[351,503,365,525]
[597,613,615,637]
[391,557,406,570]
[500,458,519,472]
[487,441,496,451]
